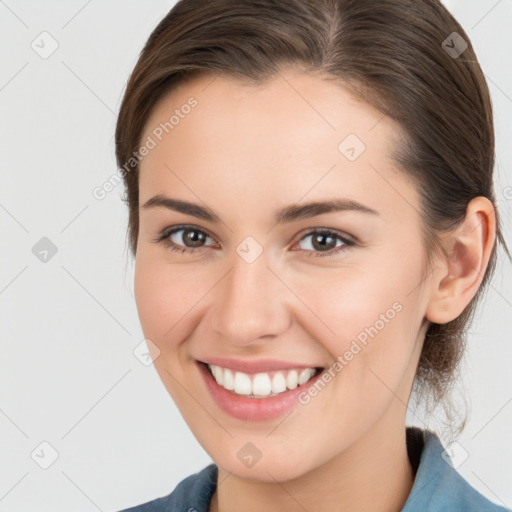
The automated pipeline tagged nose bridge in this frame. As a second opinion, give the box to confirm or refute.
[211,247,290,345]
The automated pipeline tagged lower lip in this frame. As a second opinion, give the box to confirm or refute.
[197,361,324,421]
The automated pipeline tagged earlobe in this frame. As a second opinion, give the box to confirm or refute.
[425,197,496,325]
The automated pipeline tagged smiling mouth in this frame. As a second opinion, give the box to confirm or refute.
[203,362,323,399]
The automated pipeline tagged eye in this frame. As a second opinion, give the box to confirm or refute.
[293,229,355,258]
[153,225,355,258]
[153,226,216,255]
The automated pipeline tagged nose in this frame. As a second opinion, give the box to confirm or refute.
[210,251,291,347]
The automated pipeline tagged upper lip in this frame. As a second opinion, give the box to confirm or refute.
[199,357,323,374]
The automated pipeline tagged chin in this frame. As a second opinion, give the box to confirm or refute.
[204,437,326,484]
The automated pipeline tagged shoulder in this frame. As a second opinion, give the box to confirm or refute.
[118,463,217,512]
[402,427,509,512]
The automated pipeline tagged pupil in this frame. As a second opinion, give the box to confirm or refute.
[185,229,205,247]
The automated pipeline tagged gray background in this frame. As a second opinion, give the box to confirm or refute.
[1,1,511,511]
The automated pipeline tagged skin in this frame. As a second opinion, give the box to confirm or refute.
[134,68,496,512]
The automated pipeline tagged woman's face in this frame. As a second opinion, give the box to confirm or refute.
[135,68,435,481]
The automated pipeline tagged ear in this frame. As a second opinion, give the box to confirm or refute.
[425,197,496,324]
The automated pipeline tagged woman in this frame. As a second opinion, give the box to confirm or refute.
[115,0,510,510]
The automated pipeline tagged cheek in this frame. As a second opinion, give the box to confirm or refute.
[291,252,424,381]
[290,268,401,343]
[134,253,205,349]
[133,254,208,406]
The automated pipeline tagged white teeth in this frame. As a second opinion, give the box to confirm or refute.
[213,365,223,386]
[298,368,316,385]
[271,372,287,393]
[223,369,235,390]
[207,364,319,398]
[252,373,272,396]
[234,371,252,395]
[286,369,298,390]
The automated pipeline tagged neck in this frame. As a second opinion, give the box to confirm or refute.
[210,408,415,512]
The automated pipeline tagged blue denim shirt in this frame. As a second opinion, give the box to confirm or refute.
[119,427,509,512]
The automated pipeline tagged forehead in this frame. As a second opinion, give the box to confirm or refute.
[141,68,399,153]
[138,69,417,223]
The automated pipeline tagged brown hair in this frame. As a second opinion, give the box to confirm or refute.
[115,0,510,434]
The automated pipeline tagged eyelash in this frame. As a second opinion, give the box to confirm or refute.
[152,225,356,259]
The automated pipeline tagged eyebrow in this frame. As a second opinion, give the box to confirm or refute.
[141,194,379,225]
